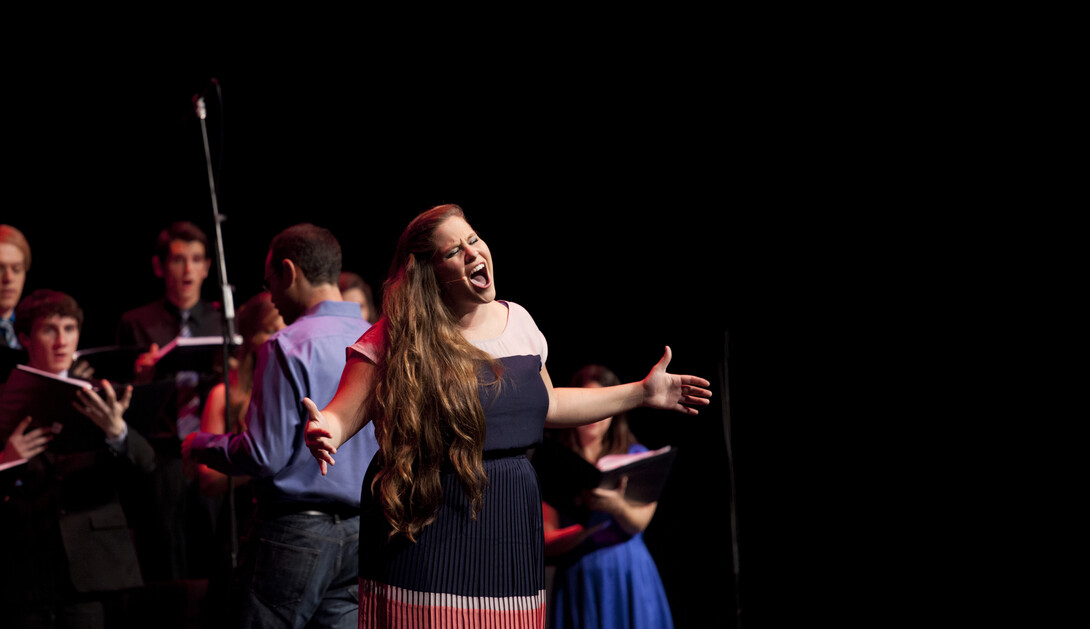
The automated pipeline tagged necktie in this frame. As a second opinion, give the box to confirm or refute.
[179,310,193,338]
[0,317,18,349]
[176,309,200,437]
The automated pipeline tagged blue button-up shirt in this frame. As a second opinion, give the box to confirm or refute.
[190,300,377,507]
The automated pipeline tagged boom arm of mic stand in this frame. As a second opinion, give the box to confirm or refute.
[196,94,240,569]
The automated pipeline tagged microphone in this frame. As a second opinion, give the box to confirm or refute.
[192,77,219,103]
[182,78,220,122]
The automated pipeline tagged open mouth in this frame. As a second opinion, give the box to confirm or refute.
[468,262,491,289]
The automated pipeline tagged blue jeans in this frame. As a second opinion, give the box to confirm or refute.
[234,512,359,629]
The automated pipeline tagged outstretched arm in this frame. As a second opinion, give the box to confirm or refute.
[544,346,712,428]
[304,354,377,475]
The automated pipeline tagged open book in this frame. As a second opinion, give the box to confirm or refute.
[0,457,28,473]
[151,334,241,373]
[0,365,104,454]
[531,439,678,524]
[75,334,242,381]
[152,335,242,360]
[71,344,143,382]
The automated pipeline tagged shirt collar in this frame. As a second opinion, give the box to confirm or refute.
[299,300,367,320]
[163,298,213,324]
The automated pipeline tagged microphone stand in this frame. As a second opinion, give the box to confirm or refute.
[195,87,240,569]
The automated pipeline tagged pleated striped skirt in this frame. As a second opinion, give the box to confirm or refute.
[358,454,547,628]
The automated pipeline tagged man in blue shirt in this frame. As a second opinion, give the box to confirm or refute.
[183,223,377,629]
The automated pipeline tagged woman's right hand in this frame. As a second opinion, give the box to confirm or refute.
[303,397,337,475]
[302,356,377,475]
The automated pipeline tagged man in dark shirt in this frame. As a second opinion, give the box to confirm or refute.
[115,220,226,585]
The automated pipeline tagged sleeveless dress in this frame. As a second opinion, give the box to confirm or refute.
[348,301,550,628]
[548,444,675,629]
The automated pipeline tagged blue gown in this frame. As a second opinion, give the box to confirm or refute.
[549,444,675,629]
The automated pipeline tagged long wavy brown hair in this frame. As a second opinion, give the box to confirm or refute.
[369,204,502,542]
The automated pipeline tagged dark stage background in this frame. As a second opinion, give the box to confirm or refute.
[7,65,805,627]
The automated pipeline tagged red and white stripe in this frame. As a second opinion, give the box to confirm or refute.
[359,579,547,628]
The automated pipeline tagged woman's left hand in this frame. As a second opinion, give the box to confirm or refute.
[583,476,630,517]
[640,346,712,415]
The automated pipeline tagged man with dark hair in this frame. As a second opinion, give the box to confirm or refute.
[115,220,225,586]
[119,220,221,369]
[0,289,156,628]
[11,288,83,350]
[183,223,378,628]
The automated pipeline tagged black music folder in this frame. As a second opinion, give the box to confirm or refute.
[74,334,241,382]
[531,439,678,523]
[0,365,105,454]
[71,345,143,383]
[149,334,241,375]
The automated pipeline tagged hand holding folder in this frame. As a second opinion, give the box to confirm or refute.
[75,334,241,384]
[1,416,53,464]
[531,439,678,524]
[0,365,104,454]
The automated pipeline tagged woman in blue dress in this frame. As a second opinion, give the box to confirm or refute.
[303,204,711,628]
[543,364,674,629]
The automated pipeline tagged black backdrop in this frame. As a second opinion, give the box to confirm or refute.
[7,64,801,627]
